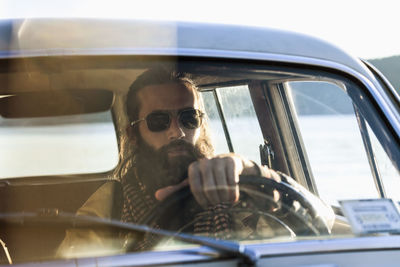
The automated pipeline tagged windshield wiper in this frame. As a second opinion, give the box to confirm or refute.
[0,210,259,266]
[0,238,12,265]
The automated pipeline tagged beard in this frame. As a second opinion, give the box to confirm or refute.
[134,127,214,195]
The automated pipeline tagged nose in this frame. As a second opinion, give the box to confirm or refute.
[167,117,185,140]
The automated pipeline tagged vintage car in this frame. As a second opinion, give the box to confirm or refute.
[0,19,399,266]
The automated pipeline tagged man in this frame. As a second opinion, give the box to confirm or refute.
[122,67,281,215]
[57,66,334,257]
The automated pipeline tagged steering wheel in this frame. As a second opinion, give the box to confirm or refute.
[139,175,331,240]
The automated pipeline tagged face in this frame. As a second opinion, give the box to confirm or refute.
[136,82,202,156]
[129,82,214,192]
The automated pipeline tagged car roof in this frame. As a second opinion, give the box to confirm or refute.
[0,18,372,77]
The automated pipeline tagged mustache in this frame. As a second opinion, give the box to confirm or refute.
[158,139,196,155]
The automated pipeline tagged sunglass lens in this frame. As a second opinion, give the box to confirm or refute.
[180,109,202,129]
[146,112,170,132]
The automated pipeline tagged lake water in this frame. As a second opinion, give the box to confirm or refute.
[209,115,400,205]
[1,115,399,205]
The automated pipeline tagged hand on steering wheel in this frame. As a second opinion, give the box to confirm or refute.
[139,175,331,240]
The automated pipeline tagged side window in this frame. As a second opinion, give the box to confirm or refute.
[201,91,230,154]
[201,85,264,164]
[368,125,400,201]
[287,81,381,205]
[0,111,119,178]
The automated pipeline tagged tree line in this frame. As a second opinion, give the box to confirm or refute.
[368,55,400,93]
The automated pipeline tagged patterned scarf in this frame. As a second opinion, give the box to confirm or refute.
[119,157,241,251]
[119,156,160,251]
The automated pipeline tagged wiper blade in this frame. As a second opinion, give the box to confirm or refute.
[0,210,259,266]
[0,238,12,265]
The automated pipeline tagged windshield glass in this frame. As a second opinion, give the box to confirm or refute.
[1,57,399,264]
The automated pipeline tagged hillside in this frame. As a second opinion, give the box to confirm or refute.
[368,55,400,92]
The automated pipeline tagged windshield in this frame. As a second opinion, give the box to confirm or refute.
[0,57,399,264]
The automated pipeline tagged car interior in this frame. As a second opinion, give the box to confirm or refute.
[1,56,399,263]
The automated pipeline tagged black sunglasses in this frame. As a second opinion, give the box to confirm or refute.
[130,108,204,132]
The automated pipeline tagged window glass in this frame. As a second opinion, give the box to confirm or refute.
[287,81,379,205]
[0,111,119,178]
[368,124,400,202]
[201,91,230,154]
[201,86,264,163]
[216,85,264,164]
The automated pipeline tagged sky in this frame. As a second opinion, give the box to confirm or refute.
[0,0,399,59]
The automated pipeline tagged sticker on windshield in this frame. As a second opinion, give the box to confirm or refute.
[339,199,400,235]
